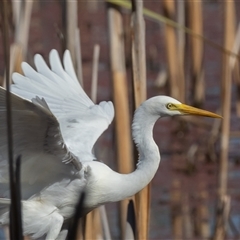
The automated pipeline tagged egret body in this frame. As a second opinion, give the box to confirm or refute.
[0,50,221,239]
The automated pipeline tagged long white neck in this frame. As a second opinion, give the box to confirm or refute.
[85,99,162,208]
[102,101,161,203]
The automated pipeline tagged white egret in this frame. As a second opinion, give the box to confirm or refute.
[0,50,221,239]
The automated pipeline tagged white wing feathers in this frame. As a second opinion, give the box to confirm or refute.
[0,88,80,199]
[11,49,114,162]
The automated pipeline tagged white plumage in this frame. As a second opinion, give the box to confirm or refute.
[0,50,221,239]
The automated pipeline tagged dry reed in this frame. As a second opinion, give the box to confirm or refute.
[108,5,133,237]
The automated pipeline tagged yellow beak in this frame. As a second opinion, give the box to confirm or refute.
[175,104,222,118]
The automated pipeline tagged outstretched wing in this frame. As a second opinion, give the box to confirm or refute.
[11,50,114,162]
[0,88,80,199]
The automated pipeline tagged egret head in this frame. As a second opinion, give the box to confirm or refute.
[145,96,222,119]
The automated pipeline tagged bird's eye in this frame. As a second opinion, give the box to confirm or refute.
[166,103,173,109]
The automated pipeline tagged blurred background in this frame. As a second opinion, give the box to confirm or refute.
[0,0,240,239]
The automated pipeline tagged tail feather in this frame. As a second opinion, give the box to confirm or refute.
[0,198,10,205]
[0,198,10,221]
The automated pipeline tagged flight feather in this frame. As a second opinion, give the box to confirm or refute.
[11,49,114,162]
